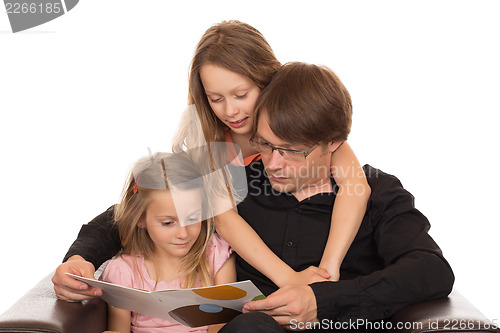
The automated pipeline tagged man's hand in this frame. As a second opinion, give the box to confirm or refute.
[52,255,102,302]
[242,284,319,329]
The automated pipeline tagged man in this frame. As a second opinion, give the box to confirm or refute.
[53,62,454,331]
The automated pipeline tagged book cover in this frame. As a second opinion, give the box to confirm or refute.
[68,273,265,327]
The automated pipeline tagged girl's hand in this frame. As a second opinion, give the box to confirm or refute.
[319,262,341,282]
[284,266,331,286]
[327,269,340,282]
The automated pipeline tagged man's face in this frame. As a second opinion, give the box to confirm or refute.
[255,113,336,200]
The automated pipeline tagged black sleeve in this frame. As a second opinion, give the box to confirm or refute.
[63,205,121,270]
[309,172,455,322]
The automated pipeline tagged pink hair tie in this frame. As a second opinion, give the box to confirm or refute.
[133,171,143,194]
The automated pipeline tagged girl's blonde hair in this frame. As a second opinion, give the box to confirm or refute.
[114,152,214,288]
[188,20,281,143]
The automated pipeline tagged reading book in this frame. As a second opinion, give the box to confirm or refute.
[68,273,265,327]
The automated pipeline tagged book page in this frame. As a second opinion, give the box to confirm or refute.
[68,274,177,322]
[67,273,264,327]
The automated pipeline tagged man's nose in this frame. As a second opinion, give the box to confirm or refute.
[266,149,285,171]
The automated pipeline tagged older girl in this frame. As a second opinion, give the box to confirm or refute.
[183,20,370,284]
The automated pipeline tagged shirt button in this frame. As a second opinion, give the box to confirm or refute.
[291,207,298,212]
[287,241,293,247]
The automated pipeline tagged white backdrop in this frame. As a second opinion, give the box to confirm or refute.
[1,0,499,322]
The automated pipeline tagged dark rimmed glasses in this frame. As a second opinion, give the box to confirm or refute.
[249,136,319,162]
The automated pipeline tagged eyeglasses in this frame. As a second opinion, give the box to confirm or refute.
[249,136,319,162]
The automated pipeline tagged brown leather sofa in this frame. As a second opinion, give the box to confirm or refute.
[0,271,498,333]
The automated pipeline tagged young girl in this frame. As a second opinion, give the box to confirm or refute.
[101,152,236,333]
[182,20,371,284]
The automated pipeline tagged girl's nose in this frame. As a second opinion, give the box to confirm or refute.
[176,226,188,239]
[225,100,239,117]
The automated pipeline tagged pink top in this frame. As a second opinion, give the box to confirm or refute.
[101,234,232,333]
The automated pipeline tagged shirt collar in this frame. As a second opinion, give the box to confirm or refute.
[247,161,336,207]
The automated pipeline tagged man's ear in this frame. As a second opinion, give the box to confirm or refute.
[328,141,344,153]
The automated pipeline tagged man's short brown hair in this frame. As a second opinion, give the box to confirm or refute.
[254,62,352,145]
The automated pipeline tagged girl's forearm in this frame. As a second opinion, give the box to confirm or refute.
[319,183,370,274]
[106,305,132,333]
[215,210,295,287]
[320,143,371,278]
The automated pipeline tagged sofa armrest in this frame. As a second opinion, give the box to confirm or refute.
[1,275,497,333]
[0,271,106,333]
[390,290,499,333]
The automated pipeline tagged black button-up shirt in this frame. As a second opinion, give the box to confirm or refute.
[236,161,454,321]
[64,161,454,322]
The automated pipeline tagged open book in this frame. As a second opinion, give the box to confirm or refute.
[68,273,264,327]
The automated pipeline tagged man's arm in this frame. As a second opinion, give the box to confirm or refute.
[245,168,454,325]
[63,206,121,268]
[310,170,454,322]
[311,251,453,321]
[53,206,122,301]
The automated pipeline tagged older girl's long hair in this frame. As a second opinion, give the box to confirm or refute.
[114,152,214,288]
[187,20,281,144]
